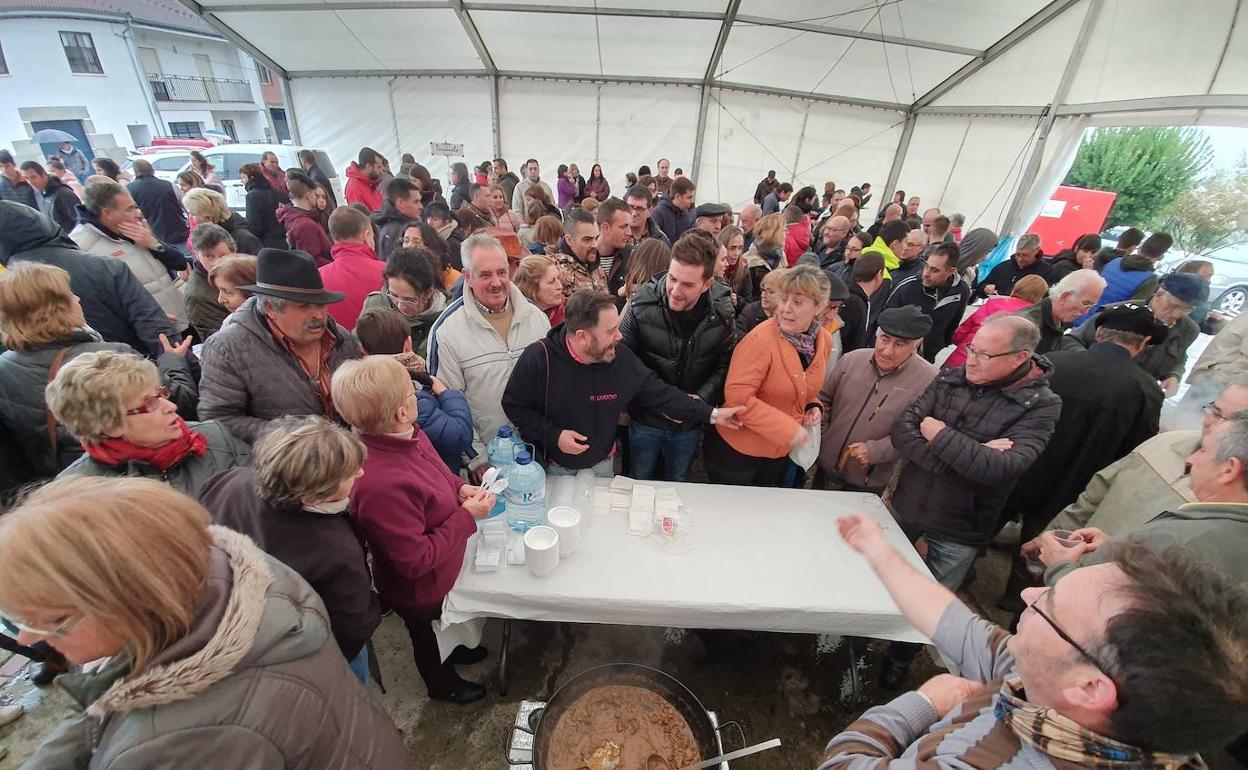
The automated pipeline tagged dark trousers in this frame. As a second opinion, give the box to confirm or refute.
[702,428,790,487]
[0,632,48,661]
[394,603,461,696]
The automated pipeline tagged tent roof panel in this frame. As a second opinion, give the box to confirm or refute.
[466,0,729,11]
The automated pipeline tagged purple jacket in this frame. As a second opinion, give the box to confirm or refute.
[557,176,578,209]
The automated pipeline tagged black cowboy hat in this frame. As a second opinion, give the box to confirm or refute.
[240,248,345,305]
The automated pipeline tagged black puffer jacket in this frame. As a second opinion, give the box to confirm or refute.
[889,355,1062,545]
[370,201,414,261]
[218,212,265,255]
[244,175,290,249]
[620,275,737,430]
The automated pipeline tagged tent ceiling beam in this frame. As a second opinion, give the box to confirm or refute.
[694,0,742,180]
[733,15,983,57]
[882,112,916,207]
[176,0,289,77]
[1055,94,1248,114]
[465,3,721,19]
[911,0,1083,111]
[916,105,1047,117]
[203,1,449,10]
[449,0,496,74]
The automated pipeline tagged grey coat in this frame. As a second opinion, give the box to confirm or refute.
[198,297,362,443]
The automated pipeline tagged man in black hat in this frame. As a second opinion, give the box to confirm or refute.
[198,248,362,443]
[693,202,727,237]
[880,242,970,363]
[815,305,937,494]
[997,302,1167,612]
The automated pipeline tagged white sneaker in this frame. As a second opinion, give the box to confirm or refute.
[0,703,23,728]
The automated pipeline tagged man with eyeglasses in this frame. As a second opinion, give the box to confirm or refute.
[823,514,1248,770]
[880,314,1060,688]
[881,243,970,363]
[997,303,1168,612]
[623,185,670,248]
[1012,268,1105,354]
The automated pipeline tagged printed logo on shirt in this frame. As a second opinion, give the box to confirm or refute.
[590,393,619,402]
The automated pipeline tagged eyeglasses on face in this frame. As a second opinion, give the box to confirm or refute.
[1203,402,1231,421]
[383,288,423,307]
[1027,589,1115,681]
[964,346,1022,362]
[10,613,83,638]
[125,386,172,416]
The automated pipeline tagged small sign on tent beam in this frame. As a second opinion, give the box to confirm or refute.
[430,142,463,157]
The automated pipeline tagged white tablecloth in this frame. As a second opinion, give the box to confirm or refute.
[436,481,931,658]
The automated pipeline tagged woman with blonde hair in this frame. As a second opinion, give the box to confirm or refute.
[49,349,249,497]
[208,254,257,314]
[331,355,495,703]
[707,264,832,486]
[489,184,521,232]
[200,415,380,681]
[744,212,786,289]
[181,187,264,255]
[0,475,409,767]
[513,254,566,326]
[0,263,196,483]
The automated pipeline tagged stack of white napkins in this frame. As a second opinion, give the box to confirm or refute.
[629,483,655,536]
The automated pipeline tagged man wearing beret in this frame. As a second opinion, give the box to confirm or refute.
[815,306,937,493]
[1066,271,1208,395]
[998,302,1167,612]
[692,202,727,237]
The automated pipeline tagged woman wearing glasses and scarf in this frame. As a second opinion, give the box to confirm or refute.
[49,349,250,498]
[359,246,447,359]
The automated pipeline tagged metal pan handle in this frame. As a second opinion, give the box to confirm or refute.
[505,724,536,766]
[714,720,746,753]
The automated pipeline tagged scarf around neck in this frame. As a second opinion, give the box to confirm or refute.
[994,678,1206,770]
[778,322,818,362]
[83,418,208,472]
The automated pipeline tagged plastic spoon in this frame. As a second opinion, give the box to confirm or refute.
[677,738,782,770]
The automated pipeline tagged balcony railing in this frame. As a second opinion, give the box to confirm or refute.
[148,74,252,103]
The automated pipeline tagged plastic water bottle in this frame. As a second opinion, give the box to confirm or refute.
[504,450,547,533]
[486,426,518,517]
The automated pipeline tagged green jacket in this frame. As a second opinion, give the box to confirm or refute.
[861,237,900,280]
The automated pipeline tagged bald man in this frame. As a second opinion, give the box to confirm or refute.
[817,215,853,268]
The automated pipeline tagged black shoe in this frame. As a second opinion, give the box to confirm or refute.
[429,680,487,704]
[31,656,69,687]
[447,645,488,666]
[878,658,909,691]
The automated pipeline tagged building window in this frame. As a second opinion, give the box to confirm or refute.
[256,64,272,85]
[0,42,8,75]
[60,31,103,74]
[219,119,237,141]
[168,121,203,139]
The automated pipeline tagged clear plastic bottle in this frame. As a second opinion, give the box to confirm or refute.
[504,450,547,533]
[486,426,519,517]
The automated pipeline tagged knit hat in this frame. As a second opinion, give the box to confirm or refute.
[1160,272,1209,305]
[876,306,932,340]
[957,228,999,270]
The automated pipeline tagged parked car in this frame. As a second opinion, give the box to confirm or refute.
[1162,241,1248,316]
[175,143,342,211]
[123,150,191,184]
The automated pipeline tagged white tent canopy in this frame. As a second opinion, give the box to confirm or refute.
[179,0,1248,237]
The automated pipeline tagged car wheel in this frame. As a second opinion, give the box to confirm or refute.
[1216,287,1248,316]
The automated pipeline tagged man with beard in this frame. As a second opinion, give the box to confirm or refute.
[883,243,970,363]
[503,289,743,475]
[199,248,362,443]
[554,207,608,296]
[511,158,554,214]
[344,147,384,212]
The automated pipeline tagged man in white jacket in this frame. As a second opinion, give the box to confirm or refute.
[428,233,549,481]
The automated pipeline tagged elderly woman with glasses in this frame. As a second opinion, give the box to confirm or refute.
[359,247,448,358]
[49,349,250,497]
[0,475,409,768]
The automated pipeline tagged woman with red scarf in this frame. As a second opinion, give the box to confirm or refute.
[47,350,250,498]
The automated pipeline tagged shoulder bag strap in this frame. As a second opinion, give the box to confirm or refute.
[46,346,73,467]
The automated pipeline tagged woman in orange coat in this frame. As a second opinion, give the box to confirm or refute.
[705,264,832,486]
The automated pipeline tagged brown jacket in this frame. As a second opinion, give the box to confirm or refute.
[816,348,937,490]
[23,527,409,769]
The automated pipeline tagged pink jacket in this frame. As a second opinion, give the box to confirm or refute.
[319,240,384,330]
[946,296,1033,367]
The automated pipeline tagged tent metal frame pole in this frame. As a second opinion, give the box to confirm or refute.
[490,75,501,158]
[692,0,740,183]
[174,0,288,77]
[881,112,916,211]
[1000,0,1103,235]
[692,86,714,184]
[790,102,812,186]
[734,15,983,57]
[280,75,302,144]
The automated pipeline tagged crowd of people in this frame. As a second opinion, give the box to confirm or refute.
[0,143,1246,769]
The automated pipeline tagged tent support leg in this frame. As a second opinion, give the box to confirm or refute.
[691,84,712,184]
[490,75,502,158]
[882,112,916,209]
[791,101,812,185]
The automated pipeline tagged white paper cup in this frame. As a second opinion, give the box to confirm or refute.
[546,505,582,558]
[523,526,560,577]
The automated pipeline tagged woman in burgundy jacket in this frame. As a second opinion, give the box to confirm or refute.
[331,355,495,703]
[277,171,334,266]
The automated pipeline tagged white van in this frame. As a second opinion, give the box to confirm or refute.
[176,143,342,211]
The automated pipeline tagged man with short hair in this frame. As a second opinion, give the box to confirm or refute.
[824,514,1248,770]
[816,215,851,268]
[127,158,189,251]
[816,306,937,493]
[298,149,338,209]
[620,230,738,481]
[428,234,550,481]
[371,177,423,261]
[554,207,607,296]
[595,198,634,297]
[1090,231,1174,309]
[20,160,79,233]
[976,232,1052,299]
[839,252,885,353]
[762,182,792,215]
[71,180,190,334]
[503,289,741,476]
[493,158,519,206]
[0,149,36,208]
[1068,272,1206,394]
[199,248,362,443]
[906,195,921,218]
[511,158,553,214]
[344,147,384,211]
[866,202,903,241]
[753,170,778,205]
[739,203,762,250]
[861,219,908,281]
[1095,226,1145,271]
[920,206,940,235]
[888,228,927,289]
[319,206,385,330]
[693,202,727,237]
[1013,269,1105,354]
[924,214,952,249]
[464,182,492,220]
[879,314,1061,686]
[623,184,670,248]
[260,150,289,195]
[654,158,673,197]
[884,243,969,363]
[651,177,696,242]
[184,223,236,339]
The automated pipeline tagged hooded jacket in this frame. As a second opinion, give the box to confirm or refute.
[319,240,385,330]
[277,204,332,266]
[503,324,712,469]
[883,271,971,363]
[128,174,188,247]
[650,196,693,243]
[890,355,1062,545]
[369,200,414,261]
[198,297,363,443]
[217,212,265,255]
[243,174,290,250]
[620,275,737,430]
[22,527,409,769]
[860,236,900,280]
[343,162,382,212]
[0,201,177,358]
[38,175,80,234]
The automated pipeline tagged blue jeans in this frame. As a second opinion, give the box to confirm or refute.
[348,645,370,684]
[548,454,615,478]
[628,424,702,481]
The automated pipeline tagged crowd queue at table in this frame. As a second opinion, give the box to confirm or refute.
[0,145,1245,768]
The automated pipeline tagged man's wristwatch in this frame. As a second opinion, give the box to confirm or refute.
[710,407,719,425]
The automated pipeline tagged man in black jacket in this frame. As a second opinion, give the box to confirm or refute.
[882,243,969,363]
[371,178,422,261]
[0,201,179,358]
[879,314,1061,688]
[20,161,79,234]
[620,229,737,481]
[840,252,885,353]
[974,232,1052,299]
[127,158,190,252]
[502,290,742,475]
